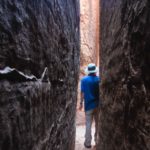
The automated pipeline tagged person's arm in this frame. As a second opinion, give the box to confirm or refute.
[79,78,85,110]
[79,92,84,110]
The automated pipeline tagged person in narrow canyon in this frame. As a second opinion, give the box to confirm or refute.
[79,63,100,148]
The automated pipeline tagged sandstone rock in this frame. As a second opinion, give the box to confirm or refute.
[0,0,80,150]
[80,0,100,67]
[98,0,150,150]
[0,67,37,82]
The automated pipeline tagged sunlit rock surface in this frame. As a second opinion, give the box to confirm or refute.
[80,0,100,67]
[98,0,150,150]
[0,0,80,150]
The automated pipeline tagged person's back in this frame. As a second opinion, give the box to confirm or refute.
[81,74,100,111]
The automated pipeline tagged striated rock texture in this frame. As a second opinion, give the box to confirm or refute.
[80,0,100,68]
[98,0,150,150]
[0,0,80,150]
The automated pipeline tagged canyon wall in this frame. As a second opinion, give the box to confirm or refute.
[98,0,150,150]
[0,0,80,150]
[80,0,99,69]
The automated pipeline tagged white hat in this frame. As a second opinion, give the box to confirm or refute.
[85,63,98,74]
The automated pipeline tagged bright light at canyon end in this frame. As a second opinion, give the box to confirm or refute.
[80,0,100,69]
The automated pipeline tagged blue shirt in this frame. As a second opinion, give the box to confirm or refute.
[81,75,100,111]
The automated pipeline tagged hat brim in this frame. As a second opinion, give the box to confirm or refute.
[85,67,98,74]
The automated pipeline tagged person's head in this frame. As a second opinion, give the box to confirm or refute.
[85,63,98,75]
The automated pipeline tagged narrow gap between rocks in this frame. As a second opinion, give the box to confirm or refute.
[75,0,100,149]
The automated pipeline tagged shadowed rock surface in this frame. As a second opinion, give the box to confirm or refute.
[98,0,150,150]
[0,0,80,150]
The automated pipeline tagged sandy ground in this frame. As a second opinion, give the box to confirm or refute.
[75,107,96,150]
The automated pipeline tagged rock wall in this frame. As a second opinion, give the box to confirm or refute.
[98,0,150,150]
[0,0,80,150]
[80,0,100,68]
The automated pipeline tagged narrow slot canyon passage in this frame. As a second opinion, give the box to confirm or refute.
[75,0,100,149]
[0,0,150,150]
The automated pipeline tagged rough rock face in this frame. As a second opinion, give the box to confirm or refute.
[98,0,150,150]
[0,0,80,150]
[80,0,100,67]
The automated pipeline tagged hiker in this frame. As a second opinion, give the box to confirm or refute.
[79,63,100,148]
